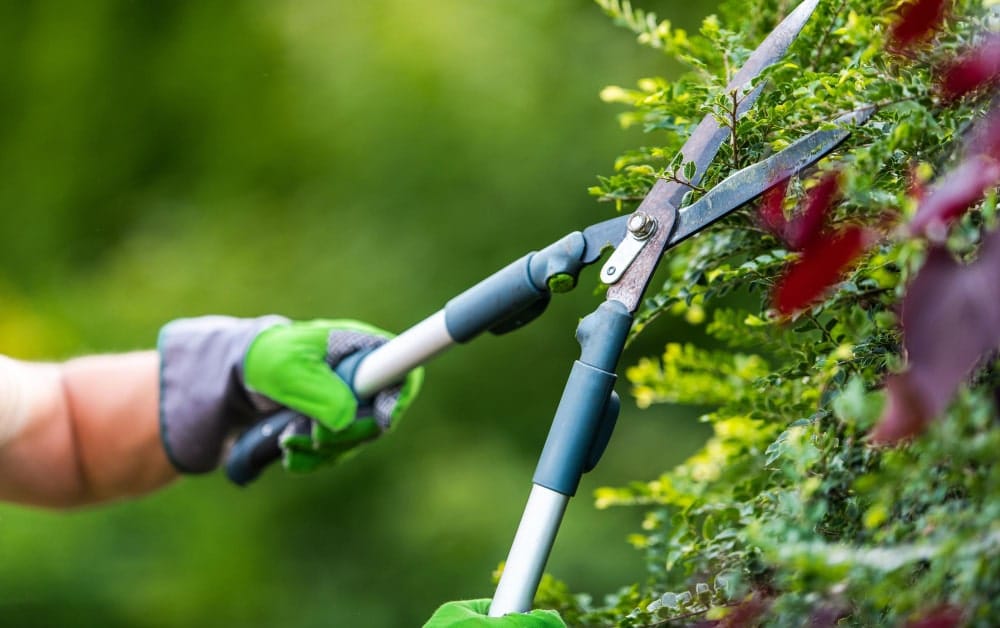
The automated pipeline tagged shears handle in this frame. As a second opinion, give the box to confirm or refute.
[224,232,599,485]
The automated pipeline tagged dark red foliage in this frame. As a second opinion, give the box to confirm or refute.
[909,164,928,202]
[908,154,1000,239]
[873,230,1000,443]
[773,226,873,315]
[938,35,1000,100]
[757,179,791,238]
[966,104,1000,162]
[872,372,935,443]
[888,0,951,53]
[714,593,770,627]
[808,605,851,628]
[756,171,840,250]
[786,171,841,249]
[904,605,965,628]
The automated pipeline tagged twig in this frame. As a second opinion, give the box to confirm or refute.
[644,601,743,627]
[812,0,849,69]
[664,173,708,194]
[779,98,912,134]
[730,89,741,170]
[805,311,837,345]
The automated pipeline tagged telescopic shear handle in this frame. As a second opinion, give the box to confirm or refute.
[224,229,604,486]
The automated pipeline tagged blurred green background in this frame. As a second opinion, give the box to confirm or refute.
[0,1,712,626]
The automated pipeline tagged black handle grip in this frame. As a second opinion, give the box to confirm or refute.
[224,347,379,487]
[224,410,299,486]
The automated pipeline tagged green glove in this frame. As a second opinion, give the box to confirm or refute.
[158,315,421,475]
[423,600,565,628]
[244,319,423,472]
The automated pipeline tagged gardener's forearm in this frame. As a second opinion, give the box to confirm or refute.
[0,352,177,508]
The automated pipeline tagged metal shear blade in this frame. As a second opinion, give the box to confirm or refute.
[583,106,872,275]
[666,106,874,248]
[603,0,822,311]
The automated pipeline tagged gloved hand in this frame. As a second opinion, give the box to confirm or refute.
[423,600,565,628]
[158,315,422,477]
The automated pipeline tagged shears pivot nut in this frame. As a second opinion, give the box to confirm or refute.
[627,212,656,239]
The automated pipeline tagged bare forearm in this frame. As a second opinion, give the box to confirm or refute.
[0,352,177,508]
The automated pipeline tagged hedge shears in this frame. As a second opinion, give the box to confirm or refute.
[226,0,870,615]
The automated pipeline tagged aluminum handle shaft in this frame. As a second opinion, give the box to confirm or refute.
[489,484,569,616]
[353,310,454,398]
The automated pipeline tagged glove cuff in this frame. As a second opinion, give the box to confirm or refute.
[159,315,287,473]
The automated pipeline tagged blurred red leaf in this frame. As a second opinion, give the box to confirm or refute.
[757,179,791,238]
[873,229,1000,443]
[888,0,951,53]
[787,171,841,250]
[938,35,1000,100]
[872,372,934,443]
[966,104,1000,162]
[773,226,874,315]
[715,593,770,628]
[756,172,840,250]
[908,164,928,202]
[908,154,1000,239]
[904,605,965,628]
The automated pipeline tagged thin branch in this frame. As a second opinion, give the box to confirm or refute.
[779,98,913,134]
[730,89,742,170]
[664,173,708,194]
[812,0,849,69]
[645,601,743,627]
[804,311,837,346]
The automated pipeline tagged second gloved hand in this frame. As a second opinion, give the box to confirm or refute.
[423,600,565,628]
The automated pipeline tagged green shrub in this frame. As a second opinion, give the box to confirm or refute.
[535,1,1000,625]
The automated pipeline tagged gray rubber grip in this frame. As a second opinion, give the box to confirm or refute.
[444,254,546,342]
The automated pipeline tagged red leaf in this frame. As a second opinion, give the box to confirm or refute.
[908,154,1000,239]
[905,605,965,628]
[773,226,874,315]
[888,0,951,53]
[871,374,933,443]
[966,104,1000,162]
[715,593,771,628]
[756,173,841,251]
[757,179,791,238]
[873,231,1000,443]
[938,35,1000,101]
[908,163,928,202]
[787,171,841,250]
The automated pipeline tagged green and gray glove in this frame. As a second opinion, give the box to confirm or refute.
[158,315,422,476]
[423,600,565,628]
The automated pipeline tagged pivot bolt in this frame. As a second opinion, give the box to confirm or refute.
[627,211,657,239]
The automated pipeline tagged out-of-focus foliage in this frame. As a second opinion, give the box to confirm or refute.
[534,0,1000,625]
[0,2,716,627]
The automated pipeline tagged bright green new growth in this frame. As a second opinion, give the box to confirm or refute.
[535,1,1000,625]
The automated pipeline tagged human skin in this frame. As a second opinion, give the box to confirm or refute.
[0,352,177,508]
